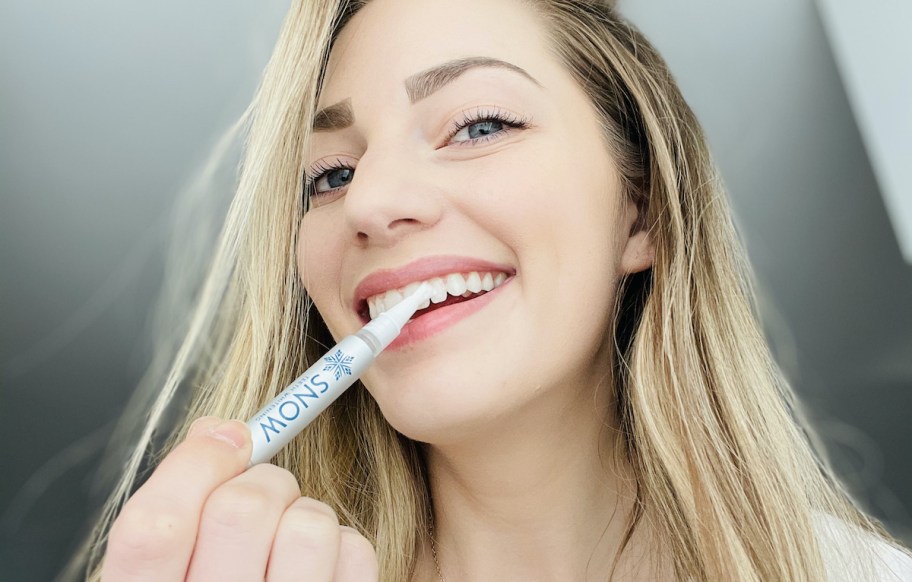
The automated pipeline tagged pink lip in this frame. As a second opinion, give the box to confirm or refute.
[351,255,516,320]
[385,277,513,350]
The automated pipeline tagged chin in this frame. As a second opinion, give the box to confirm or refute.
[367,379,510,446]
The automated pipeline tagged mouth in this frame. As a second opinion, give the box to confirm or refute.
[357,270,511,324]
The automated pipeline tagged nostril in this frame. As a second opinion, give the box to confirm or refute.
[389,217,421,229]
[354,218,422,245]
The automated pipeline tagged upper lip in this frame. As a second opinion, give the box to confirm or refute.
[352,255,515,316]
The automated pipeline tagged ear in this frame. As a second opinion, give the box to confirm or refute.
[620,201,655,275]
[621,229,654,274]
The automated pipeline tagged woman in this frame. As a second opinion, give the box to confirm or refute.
[80,0,912,580]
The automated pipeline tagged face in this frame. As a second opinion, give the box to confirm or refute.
[297,0,652,443]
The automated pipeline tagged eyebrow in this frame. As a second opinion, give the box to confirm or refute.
[311,56,541,132]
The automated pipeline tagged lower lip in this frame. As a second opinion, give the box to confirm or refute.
[384,278,513,351]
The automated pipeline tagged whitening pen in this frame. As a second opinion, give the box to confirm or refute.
[246,282,432,466]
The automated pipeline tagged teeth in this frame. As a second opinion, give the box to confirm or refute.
[481,272,494,291]
[368,297,378,320]
[466,272,482,293]
[372,296,385,315]
[446,273,467,296]
[365,270,510,319]
[430,278,447,303]
[385,289,403,309]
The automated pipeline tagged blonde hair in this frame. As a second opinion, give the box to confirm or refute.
[73,0,909,580]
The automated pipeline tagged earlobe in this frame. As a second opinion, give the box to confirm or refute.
[620,229,655,274]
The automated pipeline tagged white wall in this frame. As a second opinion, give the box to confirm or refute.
[620,0,912,535]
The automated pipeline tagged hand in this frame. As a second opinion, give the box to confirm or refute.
[101,416,379,581]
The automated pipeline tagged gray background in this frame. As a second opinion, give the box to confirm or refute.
[1,1,909,580]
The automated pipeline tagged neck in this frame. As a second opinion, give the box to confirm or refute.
[416,378,658,581]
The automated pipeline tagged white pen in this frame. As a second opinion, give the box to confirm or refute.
[246,282,432,466]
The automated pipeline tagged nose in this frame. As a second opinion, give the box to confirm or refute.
[343,148,443,248]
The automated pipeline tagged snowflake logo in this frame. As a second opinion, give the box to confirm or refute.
[323,349,354,380]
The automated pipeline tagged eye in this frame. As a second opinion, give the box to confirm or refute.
[314,165,354,193]
[302,108,532,210]
[446,107,532,147]
[303,158,355,210]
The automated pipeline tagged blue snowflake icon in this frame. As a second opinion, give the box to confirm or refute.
[323,349,354,380]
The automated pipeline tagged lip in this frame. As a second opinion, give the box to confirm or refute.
[351,255,516,321]
[386,275,513,350]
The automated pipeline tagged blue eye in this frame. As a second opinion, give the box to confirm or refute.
[317,167,353,191]
[452,119,503,142]
[447,108,531,146]
[303,159,354,209]
[302,107,532,210]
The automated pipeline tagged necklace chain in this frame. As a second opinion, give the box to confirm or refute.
[428,521,447,582]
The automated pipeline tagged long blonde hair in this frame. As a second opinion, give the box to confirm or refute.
[75,0,909,580]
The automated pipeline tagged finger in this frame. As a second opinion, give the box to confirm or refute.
[266,498,342,582]
[333,527,379,582]
[102,418,252,582]
[187,415,223,437]
[185,464,301,582]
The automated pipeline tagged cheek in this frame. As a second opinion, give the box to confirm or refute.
[453,144,558,244]
[463,138,623,342]
[296,216,342,308]
[459,138,621,261]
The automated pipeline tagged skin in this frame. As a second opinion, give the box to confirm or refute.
[300,0,658,579]
[101,417,378,581]
[102,0,657,580]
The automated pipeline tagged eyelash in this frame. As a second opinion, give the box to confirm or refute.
[445,107,532,148]
[302,107,532,207]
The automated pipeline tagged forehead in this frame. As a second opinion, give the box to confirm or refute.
[318,0,553,107]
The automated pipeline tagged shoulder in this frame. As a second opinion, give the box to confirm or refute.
[813,512,912,582]
[864,539,912,582]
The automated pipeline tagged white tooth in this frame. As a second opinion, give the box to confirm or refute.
[418,298,430,309]
[481,272,494,291]
[373,295,386,314]
[368,298,378,320]
[384,289,404,311]
[494,272,507,287]
[446,273,467,296]
[403,282,420,298]
[430,278,448,303]
[466,271,482,293]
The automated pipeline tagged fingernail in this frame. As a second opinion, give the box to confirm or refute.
[188,416,220,437]
[206,420,248,449]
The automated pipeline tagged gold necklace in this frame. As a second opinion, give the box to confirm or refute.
[428,521,447,582]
